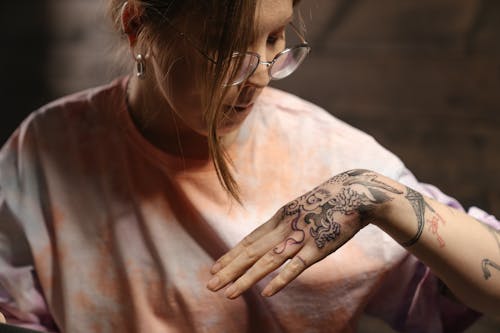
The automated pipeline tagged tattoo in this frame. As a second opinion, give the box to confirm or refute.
[280,170,402,249]
[273,189,332,254]
[342,169,403,195]
[427,214,446,248]
[296,255,307,267]
[305,187,385,248]
[401,187,434,247]
[273,211,305,254]
[482,259,500,280]
[474,219,500,280]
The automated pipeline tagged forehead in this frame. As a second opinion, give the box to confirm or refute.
[255,0,294,32]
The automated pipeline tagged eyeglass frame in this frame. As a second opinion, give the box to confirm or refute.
[169,21,311,86]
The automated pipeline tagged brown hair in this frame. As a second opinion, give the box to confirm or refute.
[109,0,301,203]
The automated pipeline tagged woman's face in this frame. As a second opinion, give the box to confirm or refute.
[151,0,294,136]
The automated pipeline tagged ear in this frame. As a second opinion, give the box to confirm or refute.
[120,1,143,47]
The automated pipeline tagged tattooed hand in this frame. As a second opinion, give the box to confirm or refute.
[206,169,405,298]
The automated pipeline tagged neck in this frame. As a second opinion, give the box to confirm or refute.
[127,75,213,160]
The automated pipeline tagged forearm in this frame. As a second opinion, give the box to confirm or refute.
[373,177,500,316]
[207,169,499,316]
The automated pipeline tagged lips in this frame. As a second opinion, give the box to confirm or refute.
[234,86,257,112]
[232,103,254,112]
[224,86,257,113]
[223,103,253,114]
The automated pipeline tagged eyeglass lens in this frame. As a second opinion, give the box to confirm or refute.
[270,46,309,80]
[225,46,309,86]
[228,54,260,85]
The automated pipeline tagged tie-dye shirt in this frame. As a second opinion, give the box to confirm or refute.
[0,77,497,333]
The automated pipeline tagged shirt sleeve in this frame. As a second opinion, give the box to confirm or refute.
[0,128,57,332]
[398,168,499,230]
[364,167,497,333]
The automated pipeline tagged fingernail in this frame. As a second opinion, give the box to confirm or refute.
[261,286,273,297]
[224,284,238,299]
[211,262,222,274]
[207,276,220,290]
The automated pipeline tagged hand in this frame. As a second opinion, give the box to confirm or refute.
[206,169,404,299]
[0,311,5,323]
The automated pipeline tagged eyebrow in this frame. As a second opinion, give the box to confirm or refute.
[280,14,294,27]
[257,13,294,35]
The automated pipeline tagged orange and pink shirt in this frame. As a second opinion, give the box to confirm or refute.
[0,78,497,332]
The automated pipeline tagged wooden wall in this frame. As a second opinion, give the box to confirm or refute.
[274,0,500,217]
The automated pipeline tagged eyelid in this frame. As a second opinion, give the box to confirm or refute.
[256,21,288,40]
[268,33,284,42]
[273,24,287,35]
[267,26,286,40]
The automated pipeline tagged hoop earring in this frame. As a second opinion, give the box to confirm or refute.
[135,54,146,79]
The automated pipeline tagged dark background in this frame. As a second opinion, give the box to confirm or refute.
[0,0,499,331]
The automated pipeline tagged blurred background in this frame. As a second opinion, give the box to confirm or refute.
[0,0,499,331]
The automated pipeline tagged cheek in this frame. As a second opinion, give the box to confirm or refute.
[170,63,201,107]
[169,57,203,101]
[157,57,208,130]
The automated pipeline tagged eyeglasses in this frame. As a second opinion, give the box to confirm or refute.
[174,23,311,86]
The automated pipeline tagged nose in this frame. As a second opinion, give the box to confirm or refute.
[246,61,271,87]
[246,49,273,87]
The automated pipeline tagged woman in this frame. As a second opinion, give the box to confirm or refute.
[0,0,497,332]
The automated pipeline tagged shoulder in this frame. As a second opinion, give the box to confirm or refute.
[0,78,127,184]
[257,86,335,123]
[254,87,406,178]
[257,87,373,141]
[4,77,126,146]
[33,77,127,127]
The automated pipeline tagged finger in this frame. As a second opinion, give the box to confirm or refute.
[261,246,318,297]
[223,238,304,299]
[207,228,286,291]
[210,233,259,275]
[0,311,5,323]
[210,210,283,274]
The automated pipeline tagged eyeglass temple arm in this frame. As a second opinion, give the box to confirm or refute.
[165,20,307,64]
[164,18,218,64]
[289,22,309,45]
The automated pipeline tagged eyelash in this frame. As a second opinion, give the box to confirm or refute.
[267,33,284,45]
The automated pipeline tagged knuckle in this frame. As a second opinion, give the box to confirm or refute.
[289,259,304,273]
[241,235,253,248]
[273,274,289,287]
[282,267,298,281]
[279,257,306,281]
[271,208,285,226]
[215,257,228,267]
[276,220,291,236]
[262,251,278,267]
[243,246,258,261]
[217,269,230,281]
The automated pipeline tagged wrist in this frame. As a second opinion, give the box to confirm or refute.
[370,190,399,228]
[372,183,430,247]
[338,170,406,230]
[365,175,408,231]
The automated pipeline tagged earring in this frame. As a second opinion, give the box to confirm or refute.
[135,53,146,79]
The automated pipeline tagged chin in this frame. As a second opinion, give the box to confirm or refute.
[215,121,243,137]
[218,104,254,135]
